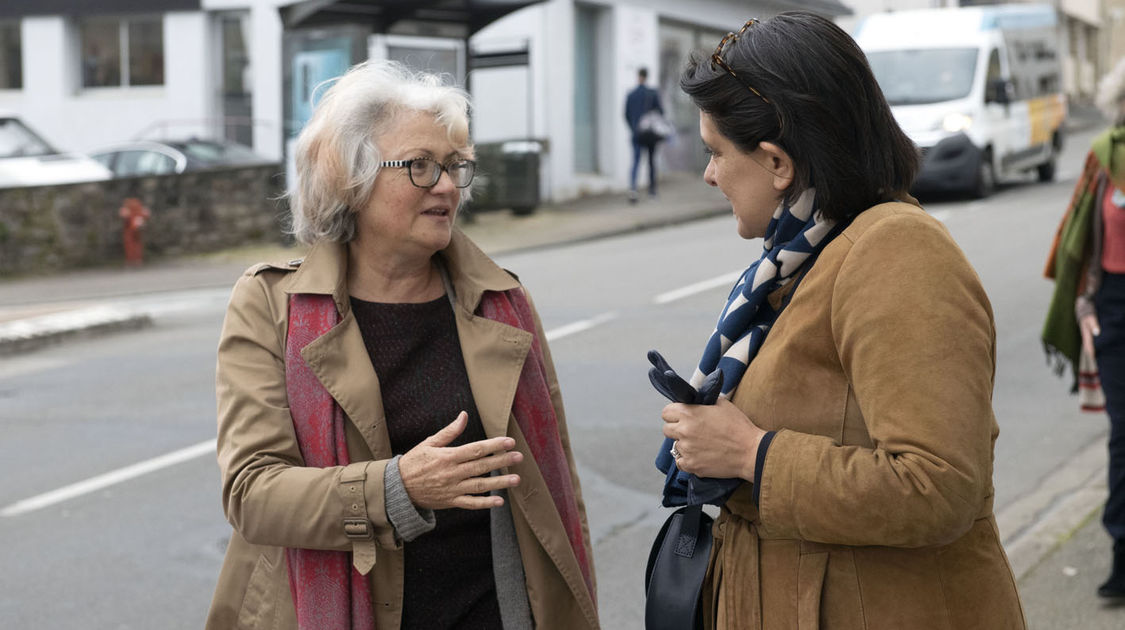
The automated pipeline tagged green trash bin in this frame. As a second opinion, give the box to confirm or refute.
[467,143,504,212]
[501,140,541,216]
[466,140,541,216]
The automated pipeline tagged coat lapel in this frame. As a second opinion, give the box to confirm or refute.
[442,233,596,618]
[454,303,598,623]
[441,229,527,439]
[281,241,392,459]
[453,307,531,439]
[299,312,392,459]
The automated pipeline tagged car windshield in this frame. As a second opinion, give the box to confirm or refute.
[0,118,57,159]
[866,48,979,106]
[177,140,260,164]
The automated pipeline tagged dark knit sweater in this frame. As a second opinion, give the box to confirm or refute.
[350,295,502,630]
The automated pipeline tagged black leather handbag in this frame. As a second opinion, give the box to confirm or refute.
[644,503,714,630]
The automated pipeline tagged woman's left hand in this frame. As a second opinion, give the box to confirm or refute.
[662,398,767,481]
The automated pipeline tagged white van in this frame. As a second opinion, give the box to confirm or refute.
[855,4,1066,198]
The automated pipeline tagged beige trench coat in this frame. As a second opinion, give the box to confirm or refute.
[705,202,1026,629]
[206,230,598,629]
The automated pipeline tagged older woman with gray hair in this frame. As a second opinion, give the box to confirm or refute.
[1044,56,1125,601]
[206,60,598,629]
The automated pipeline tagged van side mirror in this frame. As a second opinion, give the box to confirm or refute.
[986,78,1014,105]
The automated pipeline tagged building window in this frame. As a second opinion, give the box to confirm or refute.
[573,5,599,173]
[218,13,253,146]
[80,17,164,88]
[0,22,20,90]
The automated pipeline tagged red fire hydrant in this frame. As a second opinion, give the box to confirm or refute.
[119,197,151,266]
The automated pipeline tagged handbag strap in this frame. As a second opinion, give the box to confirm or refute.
[674,504,704,558]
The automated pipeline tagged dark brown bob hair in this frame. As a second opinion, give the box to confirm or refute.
[681,12,918,222]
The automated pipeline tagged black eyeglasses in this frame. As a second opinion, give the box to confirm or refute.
[378,156,476,189]
[711,19,771,104]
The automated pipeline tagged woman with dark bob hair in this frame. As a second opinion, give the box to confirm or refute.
[206,60,598,629]
[652,13,1026,628]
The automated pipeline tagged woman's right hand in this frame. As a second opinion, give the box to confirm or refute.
[1080,313,1101,357]
[398,411,522,510]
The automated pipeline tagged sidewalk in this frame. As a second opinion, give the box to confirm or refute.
[0,172,728,352]
[1020,507,1125,628]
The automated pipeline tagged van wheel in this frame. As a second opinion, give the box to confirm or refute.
[1037,142,1058,182]
[972,149,995,199]
[1037,157,1056,182]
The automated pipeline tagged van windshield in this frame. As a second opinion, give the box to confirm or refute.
[866,48,979,106]
[0,118,57,159]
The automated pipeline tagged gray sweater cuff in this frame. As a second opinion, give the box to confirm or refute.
[384,455,436,542]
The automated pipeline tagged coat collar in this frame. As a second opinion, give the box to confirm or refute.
[276,229,593,618]
[282,228,519,314]
[279,227,525,456]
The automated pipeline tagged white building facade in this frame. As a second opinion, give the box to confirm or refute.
[0,0,851,203]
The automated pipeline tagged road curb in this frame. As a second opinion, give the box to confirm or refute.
[999,435,1108,581]
[0,306,154,356]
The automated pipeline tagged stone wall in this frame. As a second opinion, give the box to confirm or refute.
[0,165,287,276]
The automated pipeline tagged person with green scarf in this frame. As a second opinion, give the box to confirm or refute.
[1043,57,1125,600]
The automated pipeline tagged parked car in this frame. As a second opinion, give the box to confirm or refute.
[90,138,272,177]
[0,114,113,188]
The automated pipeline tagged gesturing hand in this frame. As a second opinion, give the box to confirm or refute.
[399,411,522,510]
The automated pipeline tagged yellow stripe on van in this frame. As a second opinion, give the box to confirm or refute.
[1029,93,1066,146]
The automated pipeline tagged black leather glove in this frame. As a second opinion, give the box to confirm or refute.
[647,349,723,405]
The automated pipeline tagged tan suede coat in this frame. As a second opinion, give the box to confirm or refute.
[705,202,1026,629]
[206,230,598,629]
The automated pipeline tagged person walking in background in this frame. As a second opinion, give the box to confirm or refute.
[1043,57,1125,601]
[206,60,598,629]
[625,67,664,203]
[650,13,1026,628]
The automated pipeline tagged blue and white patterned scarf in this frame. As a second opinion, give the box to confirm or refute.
[657,187,839,506]
[692,187,837,395]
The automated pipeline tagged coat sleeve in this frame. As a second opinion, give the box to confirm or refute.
[215,271,399,554]
[522,287,597,592]
[756,213,997,548]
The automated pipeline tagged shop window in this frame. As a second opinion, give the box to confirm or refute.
[0,22,21,90]
[80,17,164,88]
[218,13,253,145]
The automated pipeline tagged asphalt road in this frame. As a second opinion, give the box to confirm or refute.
[0,128,1110,629]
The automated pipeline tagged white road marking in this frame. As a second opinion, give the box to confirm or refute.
[2,311,624,518]
[545,311,618,342]
[0,439,217,517]
[654,270,743,304]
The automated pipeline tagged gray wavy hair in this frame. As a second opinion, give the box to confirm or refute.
[1096,56,1125,124]
[288,60,472,244]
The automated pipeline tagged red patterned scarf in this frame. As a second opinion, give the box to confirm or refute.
[478,288,596,604]
[285,294,374,630]
[283,288,594,628]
